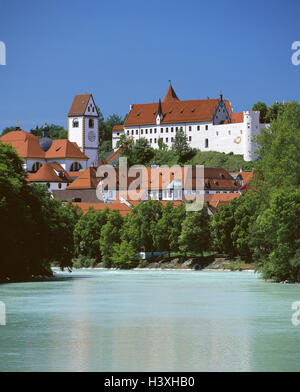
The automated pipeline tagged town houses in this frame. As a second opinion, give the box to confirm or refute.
[0,89,256,215]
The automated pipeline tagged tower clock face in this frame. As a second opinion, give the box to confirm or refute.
[88,130,96,142]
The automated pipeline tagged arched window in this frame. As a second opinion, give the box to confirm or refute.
[89,118,94,128]
[70,162,82,172]
[205,139,209,148]
[73,119,79,128]
[32,162,42,173]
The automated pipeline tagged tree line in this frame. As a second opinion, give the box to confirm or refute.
[0,100,299,282]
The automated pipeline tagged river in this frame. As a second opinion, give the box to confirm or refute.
[0,269,300,372]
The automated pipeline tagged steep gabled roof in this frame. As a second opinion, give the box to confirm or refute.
[45,140,88,160]
[68,94,92,116]
[162,84,180,103]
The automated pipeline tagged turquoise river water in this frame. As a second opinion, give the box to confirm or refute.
[0,269,300,372]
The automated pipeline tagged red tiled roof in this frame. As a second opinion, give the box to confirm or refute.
[162,84,180,103]
[67,167,99,189]
[27,162,72,183]
[72,202,131,216]
[231,112,244,123]
[45,140,88,160]
[230,171,254,185]
[0,130,45,159]
[97,166,239,195]
[68,94,95,116]
[112,125,124,132]
[204,193,240,208]
[0,130,88,160]
[125,98,234,127]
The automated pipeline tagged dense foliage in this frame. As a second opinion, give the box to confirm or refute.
[211,101,300,282]
[116,131,252,171]
[0,142,81,281]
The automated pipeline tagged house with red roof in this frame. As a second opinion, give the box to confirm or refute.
[0,125,89,173]
[112,83,269,161]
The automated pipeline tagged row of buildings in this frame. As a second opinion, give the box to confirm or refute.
[0,88,256,215]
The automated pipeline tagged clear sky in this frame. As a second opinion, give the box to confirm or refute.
[0,0,300,131]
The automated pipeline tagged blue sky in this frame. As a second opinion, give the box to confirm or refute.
[0,0,300,131]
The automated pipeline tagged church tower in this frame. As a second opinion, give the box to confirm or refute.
[68,94,99,167]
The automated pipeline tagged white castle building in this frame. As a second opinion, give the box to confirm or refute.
[112,84,268,161]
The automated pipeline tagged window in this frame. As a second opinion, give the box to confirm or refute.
[136,130,138,135]
[73,119,79,128]
[89,118,94,128]
[154,128,157,133]
[240,130,243,134]
[92,107,95,112]
[216,131,219,136]
[141,130,143,135]
[150,139,152,143]
[166,137,168,142]
[189,126,192,131]
[205,139,209,148]
[131,130,134,135]
[205,125,208,130]
[70,162,82,172]
[197,125,200,131]
[32,162,42,173]
[47,183,50,189]
[161,128,163,133]
[127,131,129,135]
[145,129,148,134]
[154,138,157,143]
[58,183,62,189]
[171,127,174,132]
[189,136,192,141]
[150,129,152,134]
[228,130,231,135]
[171,137,174,142]
[166,127,168,133]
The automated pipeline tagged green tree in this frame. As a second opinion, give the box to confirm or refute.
[211,202,237,257]
[179,207,210,256]
[252,102,268,123]
[100,210,124,267]
[152,203,186,255]
[255,101,300,190]
[112,240,139,269]
[73,207,109,263]
[250,190,300,282]
[171,128,194,163]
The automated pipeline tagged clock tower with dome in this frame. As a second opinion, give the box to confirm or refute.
[68,93,99,167]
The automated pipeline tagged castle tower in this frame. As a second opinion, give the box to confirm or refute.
[243,110,260,161]
[68,94,99,167]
